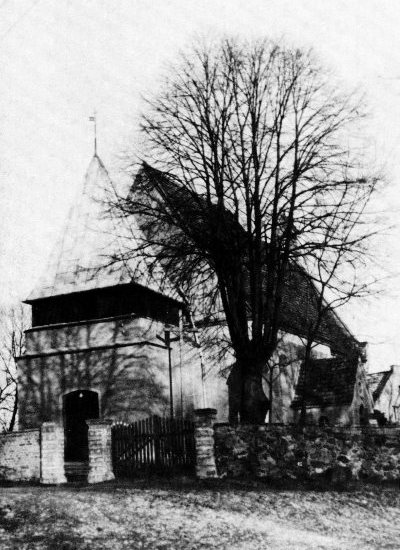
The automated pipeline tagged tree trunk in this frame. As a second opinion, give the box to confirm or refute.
[240,366,269,425]
[228,359,270,424]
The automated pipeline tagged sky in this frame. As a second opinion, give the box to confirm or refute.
[1,0,400,369]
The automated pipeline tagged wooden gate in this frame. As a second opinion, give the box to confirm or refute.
[112,415,195,477]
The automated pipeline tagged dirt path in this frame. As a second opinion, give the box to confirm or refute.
[0,482,398,549]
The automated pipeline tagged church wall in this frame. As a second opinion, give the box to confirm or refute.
[374,366,400,423]
[18,315,211,428]
[265,359,302,424]
[263,334,374,426]
[290,362,374,426]
[264,334,314,424]
[19,308,366,429]
[291,405,351,425]
[25,315,162,353]
[18,345,169,427]
[348,361,374,424]
[170,331,230,423]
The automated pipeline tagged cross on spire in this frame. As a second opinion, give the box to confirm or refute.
[89,111,97,156]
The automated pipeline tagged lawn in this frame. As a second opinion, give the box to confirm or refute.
[0,479,399,549]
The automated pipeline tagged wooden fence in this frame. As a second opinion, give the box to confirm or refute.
[112,415,195,477]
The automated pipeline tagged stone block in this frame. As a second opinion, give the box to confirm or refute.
[0,429,40,482]
[40,423,67,485]
[87,420,115,484]
[194,408,218,479]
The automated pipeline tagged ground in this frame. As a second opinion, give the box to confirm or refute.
[0,480,399,549]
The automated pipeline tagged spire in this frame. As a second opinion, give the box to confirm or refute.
[26,155,179,303]
[89,111,97,156]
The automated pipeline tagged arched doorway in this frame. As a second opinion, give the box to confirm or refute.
[63,390,99,462]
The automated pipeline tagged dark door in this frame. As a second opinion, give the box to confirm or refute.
[64,390,99,462]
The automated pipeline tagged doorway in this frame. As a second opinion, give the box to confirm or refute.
[63,390,99,462]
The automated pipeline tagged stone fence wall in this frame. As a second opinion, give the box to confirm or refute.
[0,422,68,484]
[214,423,400,482]
[4,409,399,485]
[0,421,114,485]
[193,409,400,482]
[0,428,40,482]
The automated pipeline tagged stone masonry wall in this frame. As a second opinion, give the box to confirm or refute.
[87,420,115,484]
[40,422,67,484]
[0,429,40,482]
[214,424,400,482]
[194,409,218,479]
[18,315,210,428]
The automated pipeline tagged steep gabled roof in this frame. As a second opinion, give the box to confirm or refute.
[292,356,359,408]
[279,265,357,353]
[135,162,359,354]
[27,154,361,357]
[367,369,392,401]
[27,155,178,303]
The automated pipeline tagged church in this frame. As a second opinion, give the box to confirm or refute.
[16,153,231,458]
[16,151,373,463]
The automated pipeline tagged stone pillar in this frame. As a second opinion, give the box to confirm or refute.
[194,408,218,479]
[40,422,67,485]
[87,420,115,484]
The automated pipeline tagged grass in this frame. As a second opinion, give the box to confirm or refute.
[0,479,399,549]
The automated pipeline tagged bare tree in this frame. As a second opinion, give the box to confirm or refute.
[295,189,378,424]
[113,38,378,423]
[0,304,29,431]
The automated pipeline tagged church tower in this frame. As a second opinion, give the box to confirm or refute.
[16,153,204,464]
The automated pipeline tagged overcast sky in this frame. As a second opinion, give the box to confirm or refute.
[1,0,400,369]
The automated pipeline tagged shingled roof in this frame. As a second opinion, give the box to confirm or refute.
[367,369,392,401]
[291,356,359,408]
[27,156,360,356]
[279,265,357,353]
[27,155,177,303]
[135,162,359,354]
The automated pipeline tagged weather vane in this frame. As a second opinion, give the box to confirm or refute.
[89,111,97,156]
